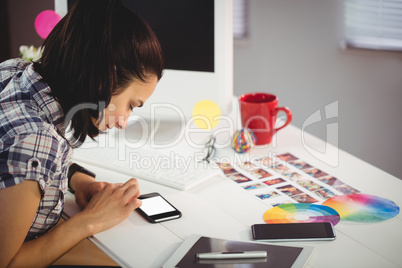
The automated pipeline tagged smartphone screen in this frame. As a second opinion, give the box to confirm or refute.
[252,222,336,242]
[137,193,182,223]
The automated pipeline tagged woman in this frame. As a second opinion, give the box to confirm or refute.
[0,0,163,266]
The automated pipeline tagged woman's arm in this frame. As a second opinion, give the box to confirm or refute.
[0,178,141,267]
[0,180,41,267]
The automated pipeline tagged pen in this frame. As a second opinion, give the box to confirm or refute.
[195,251,267,260]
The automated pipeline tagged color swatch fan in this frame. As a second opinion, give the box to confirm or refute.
[322,193,400,223]
[263,203,340,226]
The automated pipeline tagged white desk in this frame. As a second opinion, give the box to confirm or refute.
[64,123,402,268]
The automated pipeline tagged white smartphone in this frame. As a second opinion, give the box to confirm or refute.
[251,222,336,242]
[136,192,182,223]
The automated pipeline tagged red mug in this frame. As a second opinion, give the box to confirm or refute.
[239,93,292,145]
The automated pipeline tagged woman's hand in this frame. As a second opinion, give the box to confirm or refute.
[69,169,142,235]
[70,169,123,210]
[78,178,142,235]
[74,180,109,209]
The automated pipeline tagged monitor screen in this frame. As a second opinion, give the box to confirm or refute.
[123,0,215,73]
[67,0,215,72]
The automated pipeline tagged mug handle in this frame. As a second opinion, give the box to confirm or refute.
[274,106,292,132]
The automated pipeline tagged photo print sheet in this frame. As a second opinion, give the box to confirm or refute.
[217,152,360,207]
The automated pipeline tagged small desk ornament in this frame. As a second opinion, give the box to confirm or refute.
[231,128,257,153]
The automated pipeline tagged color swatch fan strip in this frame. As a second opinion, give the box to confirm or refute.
[263,203,341,226]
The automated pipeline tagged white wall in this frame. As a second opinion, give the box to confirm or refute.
[234,0,402,179]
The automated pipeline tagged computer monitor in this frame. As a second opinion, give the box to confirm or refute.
[55,0,233,125]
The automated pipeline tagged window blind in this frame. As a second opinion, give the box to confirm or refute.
[344,0,402,51]
[233,0,249,39]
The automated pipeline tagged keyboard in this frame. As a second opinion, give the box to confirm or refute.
[72,143,220,190]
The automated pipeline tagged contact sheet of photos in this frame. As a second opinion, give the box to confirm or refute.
[217,152,360,207]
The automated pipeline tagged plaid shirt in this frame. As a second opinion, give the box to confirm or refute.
[0,58,72,240]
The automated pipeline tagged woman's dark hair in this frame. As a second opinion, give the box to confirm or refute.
[34,0,164,147]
